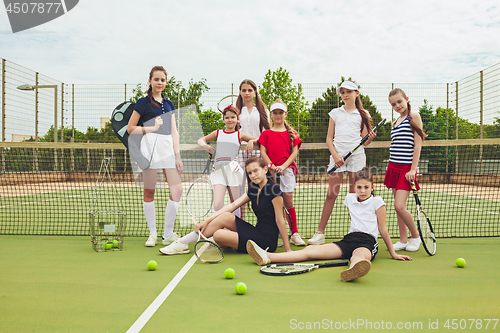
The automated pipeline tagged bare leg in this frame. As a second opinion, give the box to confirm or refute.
[393,189,419,241]
[267,243,343,263]
[348,247,372,268]
[316,172,344,233]
[212,184,227,212]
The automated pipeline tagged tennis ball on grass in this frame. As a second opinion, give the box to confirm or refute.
[235,282,247,295]
[224,268,235,279]
[103,243,112,250]
[456,258,466,268]
[147,260,158,271]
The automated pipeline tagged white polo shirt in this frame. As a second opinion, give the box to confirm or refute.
[329,106,365,156]
[343,193,386,240]
[239,106,270,144]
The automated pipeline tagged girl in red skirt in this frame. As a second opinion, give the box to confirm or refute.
[385,88,427,252]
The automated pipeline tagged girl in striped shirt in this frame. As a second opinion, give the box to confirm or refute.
[384,88,427,252]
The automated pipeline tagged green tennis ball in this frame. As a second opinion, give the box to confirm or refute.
[456,258,466,268]
[112,240,120,248]
[224,268,235,279]
[103,243,112,250]
[147,260,158,271]
[235,282,247,295]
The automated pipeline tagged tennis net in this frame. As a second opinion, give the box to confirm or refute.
[1,140,499,238]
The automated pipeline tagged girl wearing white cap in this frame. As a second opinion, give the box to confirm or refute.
[258,99,305,246]
[308,80,376,245]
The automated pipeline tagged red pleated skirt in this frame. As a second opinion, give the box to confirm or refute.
[384,162,420,191]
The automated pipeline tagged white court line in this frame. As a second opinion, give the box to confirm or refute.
[423,198,500,215]
[126,254,199,333]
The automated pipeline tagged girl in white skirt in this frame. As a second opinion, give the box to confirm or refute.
[127,66,183,247]
[197,105,257,216]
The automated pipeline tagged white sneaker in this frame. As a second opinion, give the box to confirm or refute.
[290,233,306,246]
[392,241,408,251]
[162,232,180,246]
[340,259,372,282]
[307,231,325,245]
[405,237,421,252]
[246,240,271,266]
[159,240,190,255]
[145,234,157,247]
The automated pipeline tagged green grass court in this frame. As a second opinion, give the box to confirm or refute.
[0,236,499,332]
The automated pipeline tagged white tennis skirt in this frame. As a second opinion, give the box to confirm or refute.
[327,151,366,173]
[210,163,244,187]
[140,133,176,169]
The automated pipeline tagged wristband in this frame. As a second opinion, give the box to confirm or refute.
[268,163,273,168]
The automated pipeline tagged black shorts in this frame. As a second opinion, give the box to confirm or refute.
[333,232,379,261]
[234,216,277,254]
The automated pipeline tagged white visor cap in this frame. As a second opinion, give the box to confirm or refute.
[336,81,359,94]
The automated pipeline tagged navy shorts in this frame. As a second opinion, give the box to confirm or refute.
[333,232,379,261]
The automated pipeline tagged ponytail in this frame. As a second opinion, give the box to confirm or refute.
[354,97,372,133]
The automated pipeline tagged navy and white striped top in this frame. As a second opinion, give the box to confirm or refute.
[389,118,414,164]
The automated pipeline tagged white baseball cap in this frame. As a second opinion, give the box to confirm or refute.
[336,81,359,94]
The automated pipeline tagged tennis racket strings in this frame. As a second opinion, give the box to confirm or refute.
[186,178,213,218]
[194,239,224,263]
[217,95,239,112]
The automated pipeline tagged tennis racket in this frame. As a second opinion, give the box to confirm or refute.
[409,180,436,256]
[260,261,349,276]
[191,216,224,264]
[275,172,292,247]
[217,94,239,112]
[186,152,213,218]
[327,118,387,175]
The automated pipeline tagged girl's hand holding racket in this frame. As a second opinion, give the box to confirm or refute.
[153,117,163,131]
[333,153,345,168]
[405,169,417,182]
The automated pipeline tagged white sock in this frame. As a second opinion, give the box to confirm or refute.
[233,207,241,218]
[163,200,180,238]
[143,201,156,236]
[179,231,199,244]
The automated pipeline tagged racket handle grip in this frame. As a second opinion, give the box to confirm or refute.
[321,261,349,267]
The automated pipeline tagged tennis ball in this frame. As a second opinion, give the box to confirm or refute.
[456,258,466,268]
[147,260,158,271]
[103,243,112,250]
[224,268,235,279]
[235,282,247,295]
[112,240,120,248]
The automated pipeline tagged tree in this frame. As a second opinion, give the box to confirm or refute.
[258,67,310,138]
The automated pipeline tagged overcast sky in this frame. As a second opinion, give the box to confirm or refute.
[1,0,500,86]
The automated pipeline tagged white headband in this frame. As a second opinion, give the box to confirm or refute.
[270,102,287,113]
